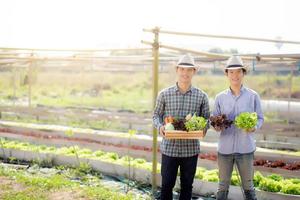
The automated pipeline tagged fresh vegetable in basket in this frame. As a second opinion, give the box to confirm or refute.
[184,114,207,131]
[165,123,175,130]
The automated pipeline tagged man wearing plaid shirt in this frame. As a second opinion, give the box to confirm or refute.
[153,54,210,200]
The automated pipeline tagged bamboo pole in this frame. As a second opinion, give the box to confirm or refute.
[141,40,298,62]
[0,47,151,52]
[0,52,298,63]
[151,27,160,195]
[143,29,300,45]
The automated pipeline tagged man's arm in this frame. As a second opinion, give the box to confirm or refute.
[153,92,165,135]
[212,96,224,132]
[212,95,221,117]
[200,93,210,132]
[255,93,264,129]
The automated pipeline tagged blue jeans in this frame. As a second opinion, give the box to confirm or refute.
[217,152,256,200]
[160,154,198,200]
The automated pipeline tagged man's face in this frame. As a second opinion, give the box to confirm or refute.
[226,68,244,87]
[176,67,196,84]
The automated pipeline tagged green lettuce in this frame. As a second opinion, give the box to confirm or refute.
[234,112,258,130]
[184,114,207,131]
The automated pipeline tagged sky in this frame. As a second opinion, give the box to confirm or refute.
[0,0,300,54]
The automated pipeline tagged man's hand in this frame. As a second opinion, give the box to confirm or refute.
[159,126,165,136]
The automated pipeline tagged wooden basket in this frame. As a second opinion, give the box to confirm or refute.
[164,130,205,139]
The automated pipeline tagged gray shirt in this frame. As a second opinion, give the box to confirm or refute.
[213,86,264,154]
[153,83,210,157]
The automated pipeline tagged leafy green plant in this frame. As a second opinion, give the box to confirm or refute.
[258,177,282,192]
[8,156,18,164]
[234,112,258,130]
[0,163,144,200]
[2,138,300,196]
[74,162,93,177]
[0,137,7,162]
[184,114,207,131]
[281,183,300,195]
[253,171,264,187]
[268,174,283,182]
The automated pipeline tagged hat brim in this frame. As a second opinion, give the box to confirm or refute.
[224,66,248,72]
[177,64,199,70]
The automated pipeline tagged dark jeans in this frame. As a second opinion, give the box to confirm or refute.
[160,154,198,200]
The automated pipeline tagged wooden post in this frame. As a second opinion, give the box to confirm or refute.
[152,27,160,195]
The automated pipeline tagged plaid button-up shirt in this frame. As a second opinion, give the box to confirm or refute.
[153,83,210,157]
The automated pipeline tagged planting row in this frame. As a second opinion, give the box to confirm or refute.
[0,122,299,180]
[0,138,299,196]
[1,120,299,160]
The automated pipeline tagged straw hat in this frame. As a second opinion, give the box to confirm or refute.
[176,54,198,70]
[225,55,247,72]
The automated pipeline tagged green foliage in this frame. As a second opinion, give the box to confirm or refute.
[84,187,134,200]
[93,150,106,157]
[65,129,74,137]
[268,174,283,182]
[17,174,74,190]
[0,162,146,200]
[1,187,47,200]
[75,162,93,177]
[258,178,282,192]
[128,129,137,136]
[202,169,219,182]
[253,171,264,187]
[234,112,258,130]
[281,183,300,195]
[289,178,300,184]
[2,138,300,196]
[184,114,207,131]
[102,152,119,160]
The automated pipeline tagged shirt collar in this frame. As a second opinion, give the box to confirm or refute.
[228,85,246,96]
[175,82,193,94]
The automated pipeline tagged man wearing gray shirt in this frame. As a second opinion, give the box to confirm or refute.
[153,54,210,200]
[213,55,264,200]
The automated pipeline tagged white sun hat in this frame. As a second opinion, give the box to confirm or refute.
[226,55,246,69]
[176,54,198,70]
